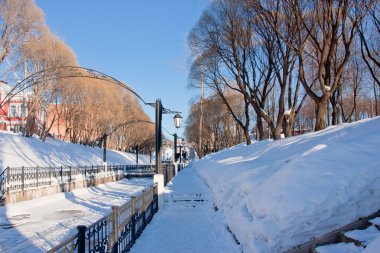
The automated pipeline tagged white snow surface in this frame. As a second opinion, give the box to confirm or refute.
[344,226,380,247]
[0,178,152,252]
[192,117,380,253]
[130,166,240,253]
[362,235,380,253]
[0,131,151,172]
[315,242,363,253]
[369,217,380,226]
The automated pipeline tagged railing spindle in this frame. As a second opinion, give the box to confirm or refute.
[36,166,39,187]
[77,225,86,253]
[21,166,25,191]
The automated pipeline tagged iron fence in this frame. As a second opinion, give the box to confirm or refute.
[0,164,155,196]
[0,169,6,201]
[47,184,158,253]
[0,162,186,202]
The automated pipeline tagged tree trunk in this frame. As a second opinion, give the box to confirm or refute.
[244,127,251,145]
[273,127,282,140]
[330,93,339,125]
[315,98,328,131]
[283,114,294,138]
[256,116,265,140]
[374,80,378,116]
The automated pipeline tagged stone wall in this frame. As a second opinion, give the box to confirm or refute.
[4,173,124,204]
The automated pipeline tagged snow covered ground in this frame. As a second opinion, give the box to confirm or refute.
[130,166,240,253]
[1,118,380,253]
[0,131,151,172]
[192,117,380,253]
[0,178,152,252]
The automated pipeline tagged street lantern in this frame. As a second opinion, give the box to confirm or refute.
[173,113,182,129]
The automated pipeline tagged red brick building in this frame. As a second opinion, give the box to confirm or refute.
[0,81,29,132]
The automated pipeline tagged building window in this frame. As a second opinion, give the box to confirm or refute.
[21,103,26,117]
[9,105,16,117]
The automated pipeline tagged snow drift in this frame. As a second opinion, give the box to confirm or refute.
[0,131,151,172]
[193,117,380,253]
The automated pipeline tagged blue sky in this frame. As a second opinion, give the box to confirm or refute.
[35,0,209,137]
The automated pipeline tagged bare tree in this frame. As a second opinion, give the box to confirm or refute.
[186,93,245,157]
[358,1,380,89]
[0,0,44,79]
[256,0,373,130]
[188,0,283,140]
[21,29,77,139]
[189,51,252,144]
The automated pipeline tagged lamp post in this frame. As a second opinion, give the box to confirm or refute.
[179,145,182,163]
[153,99,182,174]
[173,133,178,163]
[103,134,107,164]
[155,99,163,174]
[173,113,182,163]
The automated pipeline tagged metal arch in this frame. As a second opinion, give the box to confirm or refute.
[0,65,183,117]
[0,65,149,108]
[106,119,155,136]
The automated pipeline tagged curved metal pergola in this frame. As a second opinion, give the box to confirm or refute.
[0,65,149,108]
[0,65,181,174]
[0,66,181,174]
[105,119,155,137]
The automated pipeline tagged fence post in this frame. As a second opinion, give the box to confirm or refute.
[60,166,63,183]
[21,166,25,191]
[6,167,10,194]
[77,225,87,253]
[69,166,72,183]
[84,165,87,179]
[153,183,158,213]
[142,190,146,211]
[142,190,146,229]
[111,206,119,252]
[49,167,52,185]
[36,166,39,187]
[131,196,136,243]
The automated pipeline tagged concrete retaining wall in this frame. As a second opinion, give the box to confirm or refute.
[4,173,124,205]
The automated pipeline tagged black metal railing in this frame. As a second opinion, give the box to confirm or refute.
[124,165,155,174]
[47,184,159,253]
[0,162,187,202]
[0,164,155,195]
[0,169,6,201]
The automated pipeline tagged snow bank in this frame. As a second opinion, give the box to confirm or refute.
[0,131,151,172]
[193,117,380,253]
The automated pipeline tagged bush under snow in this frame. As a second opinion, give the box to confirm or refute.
[193,117,380,253]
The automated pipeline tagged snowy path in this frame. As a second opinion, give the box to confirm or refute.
[0,178,152,252]
[130,166,241,253]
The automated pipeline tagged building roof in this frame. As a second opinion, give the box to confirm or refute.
[0,80,31,102]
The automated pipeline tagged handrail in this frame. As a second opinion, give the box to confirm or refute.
[46,232,79,253]
[0,168,7,198]
[0,162,184,203]
[47,183,159,253]
[0,164,156,198]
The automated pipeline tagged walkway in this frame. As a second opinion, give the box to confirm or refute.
[0,178,151,252]
[130,165,240,253]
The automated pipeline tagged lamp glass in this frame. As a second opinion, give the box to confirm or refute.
[173,113,182,128]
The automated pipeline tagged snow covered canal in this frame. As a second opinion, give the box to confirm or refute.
[130,166,240,253]
[0,178,152,252]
